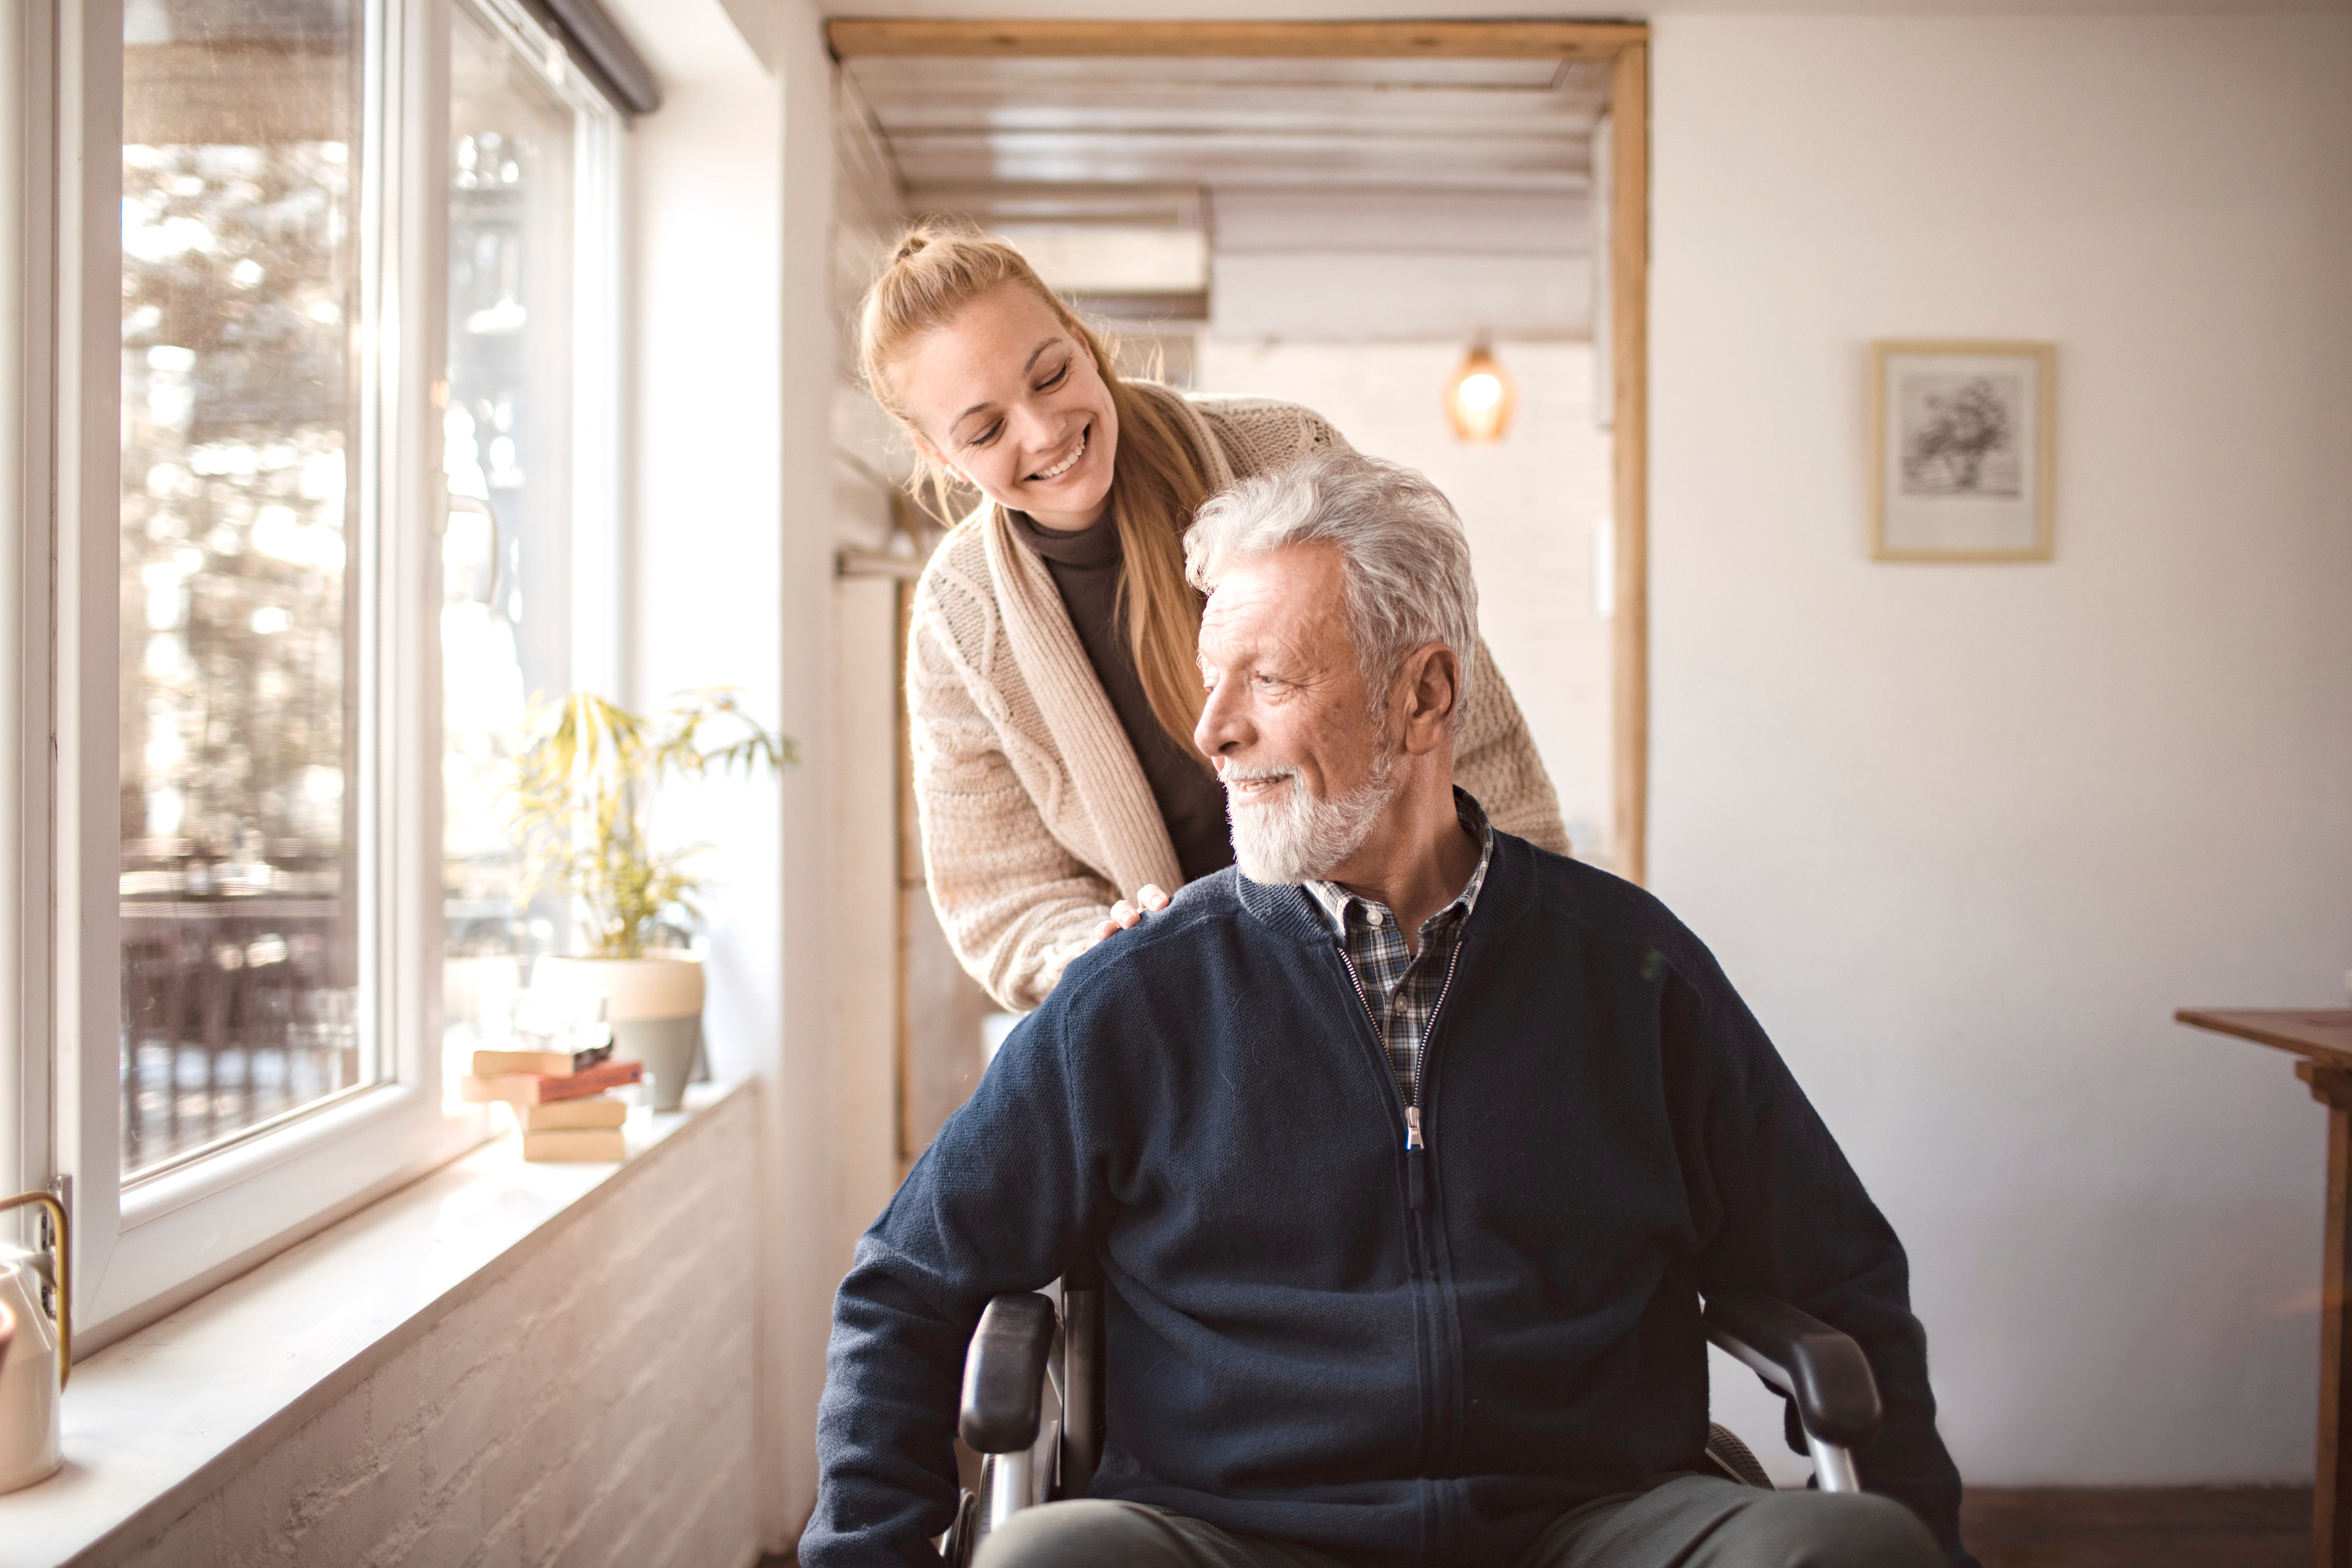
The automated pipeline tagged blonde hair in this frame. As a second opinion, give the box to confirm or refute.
[860,225,1210,760]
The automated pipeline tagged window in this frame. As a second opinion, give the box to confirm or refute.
[6,0,626,1338]
[119,0,369,1179]
[442,0,620,1063]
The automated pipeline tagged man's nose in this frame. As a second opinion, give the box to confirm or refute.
[1194,678,1244,758]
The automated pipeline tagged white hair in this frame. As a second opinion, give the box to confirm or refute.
[1183,447,1479,716]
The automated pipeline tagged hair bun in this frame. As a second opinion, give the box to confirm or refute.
[894,234,929,263]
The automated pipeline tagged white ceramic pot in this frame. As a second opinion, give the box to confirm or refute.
[533,953,705,1112]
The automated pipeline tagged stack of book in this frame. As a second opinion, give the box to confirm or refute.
[460,1048,643,1162]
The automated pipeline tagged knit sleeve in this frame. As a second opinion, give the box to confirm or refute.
[1189,394,1357,479]
[905,547,1120,1012]
[804,1002,1107,1568]
[1657,939,1975,1566]
[1454,634,1571,855]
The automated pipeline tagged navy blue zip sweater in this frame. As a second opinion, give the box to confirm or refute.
[804,833,1972,1568]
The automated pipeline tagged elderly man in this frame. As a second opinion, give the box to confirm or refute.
[804,450,1972,1568]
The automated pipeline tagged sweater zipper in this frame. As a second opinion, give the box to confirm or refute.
[1409,939,1466,1148]
[1342,928,1470,1493]
[1339,937,1467,1209]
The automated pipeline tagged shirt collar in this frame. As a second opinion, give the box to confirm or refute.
[1305,788,1494,938]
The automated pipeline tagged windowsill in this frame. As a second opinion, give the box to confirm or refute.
[0,1078,756,1567]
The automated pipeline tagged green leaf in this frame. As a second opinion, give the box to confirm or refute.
[503,687,794,957]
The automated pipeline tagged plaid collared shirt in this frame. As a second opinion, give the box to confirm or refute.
[1305,791,1494,1116]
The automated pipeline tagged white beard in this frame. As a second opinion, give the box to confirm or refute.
[1222,749,1399,885]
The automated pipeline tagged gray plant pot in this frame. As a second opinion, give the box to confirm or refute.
[534,954,705,1114]
[613,1015,701,1113]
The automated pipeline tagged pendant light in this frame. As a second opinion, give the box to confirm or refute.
[1444,339,1516,444]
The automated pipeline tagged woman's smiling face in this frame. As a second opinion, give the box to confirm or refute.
[896,284,1120,533]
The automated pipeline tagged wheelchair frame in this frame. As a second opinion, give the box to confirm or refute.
[943,1286,1885,1563]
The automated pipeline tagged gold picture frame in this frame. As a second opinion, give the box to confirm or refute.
[1870,340,2055,562]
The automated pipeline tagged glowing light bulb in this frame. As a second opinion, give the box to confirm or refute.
[1457,373,1503,412]
[1444,345,1516,443]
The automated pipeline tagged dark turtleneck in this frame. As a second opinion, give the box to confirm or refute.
[1009,509,1234,885]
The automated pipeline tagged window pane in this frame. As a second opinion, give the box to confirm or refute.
[442,3,578,1066]
[120,0,367,1177]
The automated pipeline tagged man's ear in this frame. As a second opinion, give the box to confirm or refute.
[1397,643,1460,756]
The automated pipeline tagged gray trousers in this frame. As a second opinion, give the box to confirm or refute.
[972,1477,1945,1568]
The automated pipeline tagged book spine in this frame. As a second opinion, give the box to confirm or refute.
[539,1060,644,1102]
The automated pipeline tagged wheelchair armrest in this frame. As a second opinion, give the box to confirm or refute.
[960,1293,1058,1455]
[1701,1292,1882,1450]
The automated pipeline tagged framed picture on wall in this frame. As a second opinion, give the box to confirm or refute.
[1870,340,2055,561]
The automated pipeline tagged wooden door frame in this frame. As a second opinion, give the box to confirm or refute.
[829,17,1653,882]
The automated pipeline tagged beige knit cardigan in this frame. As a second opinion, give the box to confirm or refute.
[905,387,1570,1012]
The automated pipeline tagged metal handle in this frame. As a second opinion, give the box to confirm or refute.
[1,1190,71,1390]
[1703,1291,1877,1495]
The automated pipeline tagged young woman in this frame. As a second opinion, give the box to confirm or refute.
[863,228,1569,1012]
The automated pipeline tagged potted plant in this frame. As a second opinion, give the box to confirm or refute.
[507,688,792,1110]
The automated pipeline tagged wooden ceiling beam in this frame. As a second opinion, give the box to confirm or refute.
[826,20,1649,63]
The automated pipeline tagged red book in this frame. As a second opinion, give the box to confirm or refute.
[539,1058,643,1101]
[461,1058,643,1106]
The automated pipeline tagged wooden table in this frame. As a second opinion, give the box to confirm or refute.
[2178,1008,2352,1568]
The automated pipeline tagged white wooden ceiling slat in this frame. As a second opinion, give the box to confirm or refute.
[870,108,1597,140]
[884,126,1592,157]
[895,157,1587,192]
[904,182,1209,227]
[844,44,1601,320]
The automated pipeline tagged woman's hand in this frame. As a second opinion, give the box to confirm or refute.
[1090,884,1170,944]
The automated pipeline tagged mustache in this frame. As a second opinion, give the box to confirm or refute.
[1216,764,1298,799]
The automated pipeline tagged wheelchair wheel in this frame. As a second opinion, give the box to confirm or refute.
[1703,1422,1774,1489]
[942,1485,981,1567]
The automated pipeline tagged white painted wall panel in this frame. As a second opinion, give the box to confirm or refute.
[1650,12,2352,1485]
[1213,185,1591,255]
[1210,253,1593,343]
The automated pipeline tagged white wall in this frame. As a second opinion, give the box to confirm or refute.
[617,0,783,1099]
[1650,13,2352,1484]
[604,0,856,1550]
[1209,187,1592,343]
[829,60,918,1249]
[1195,339,1617,861]
[771,1,865,1547]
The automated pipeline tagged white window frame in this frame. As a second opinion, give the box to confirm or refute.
[6,0,625,1346]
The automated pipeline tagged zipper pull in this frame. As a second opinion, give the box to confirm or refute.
[1405,1107,1429,1211]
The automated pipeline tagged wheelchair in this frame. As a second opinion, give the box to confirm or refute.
[941,1278,1884,1566]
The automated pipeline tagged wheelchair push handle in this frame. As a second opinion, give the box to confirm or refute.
[1701,1291,1881,1493]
